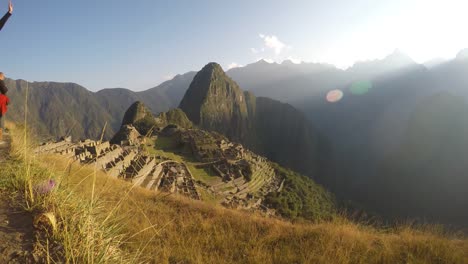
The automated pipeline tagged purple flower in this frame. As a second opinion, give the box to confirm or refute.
[34,179,56,195]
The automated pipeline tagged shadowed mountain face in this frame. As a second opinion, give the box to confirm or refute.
[372,93,468,226]
[180,62,324,176]
[296,57,468,227]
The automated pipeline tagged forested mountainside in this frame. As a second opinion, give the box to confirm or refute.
[4,72,195,140]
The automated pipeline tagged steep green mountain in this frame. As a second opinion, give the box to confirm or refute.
[179,63,249,141]
[155,108,193,129]
[180,62,323,176]
[121,101,154,126]
[119,101,157,136]
[111,102,193,144]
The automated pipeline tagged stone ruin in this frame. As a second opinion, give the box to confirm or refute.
[156,161,200,200]
[34,128,283,213]
[110,125,143,146]
[172,129,283,212]
[34,136,201,201]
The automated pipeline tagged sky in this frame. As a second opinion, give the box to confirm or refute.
[1,0,467,91]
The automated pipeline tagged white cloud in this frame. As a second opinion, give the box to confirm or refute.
[256,58,274,63]
[259,34,287,55]
[249,34,301,64]
[227,62,243,70]
[286,56,302,64]
[162,74,175,81]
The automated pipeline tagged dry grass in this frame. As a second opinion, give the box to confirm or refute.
[5,123,133,263]
[39,154,468,264]
[5,123,468,264]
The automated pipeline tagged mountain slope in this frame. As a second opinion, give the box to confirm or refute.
[372,93,468,226]
[5,79,116,140]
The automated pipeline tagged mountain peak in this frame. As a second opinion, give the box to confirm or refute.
[121,101,153,126]
[348,49,416,76]
[281,59,303,65]
[179,62,249,139]
[196,62,228,81]
[256,59,276,65]
[384,49,414,64]
[201,62,224,72]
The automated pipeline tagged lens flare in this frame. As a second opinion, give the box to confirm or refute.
[326,89,344,103]
[350,80,373,95]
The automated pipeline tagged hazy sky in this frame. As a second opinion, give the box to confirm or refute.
[1,0,467,91]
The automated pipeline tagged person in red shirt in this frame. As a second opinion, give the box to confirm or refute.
[0,1,13,144]
[0,72,10,144]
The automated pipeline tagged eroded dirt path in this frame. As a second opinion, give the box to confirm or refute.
[0,135,36,263]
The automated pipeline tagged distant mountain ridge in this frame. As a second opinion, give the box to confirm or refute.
[6,49,465,141]
[5,72,196,140]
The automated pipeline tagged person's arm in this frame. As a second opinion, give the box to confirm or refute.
[0,12,11,31]
[0,1,12,32]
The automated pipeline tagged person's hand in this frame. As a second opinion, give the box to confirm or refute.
[8,0,12,14]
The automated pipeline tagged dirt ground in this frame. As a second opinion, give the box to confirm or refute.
[0,135,36,263]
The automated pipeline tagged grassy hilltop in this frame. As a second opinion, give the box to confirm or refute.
[1,123,467,263]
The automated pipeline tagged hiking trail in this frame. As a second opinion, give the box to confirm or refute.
[0,135,35,263]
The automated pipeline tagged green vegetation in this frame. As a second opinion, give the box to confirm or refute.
[133,115,157,135]
[120,101,157,135]
[153,136,180,150]
[146,136,221,186]
[265,164,336,221]
[156,108,193,128]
